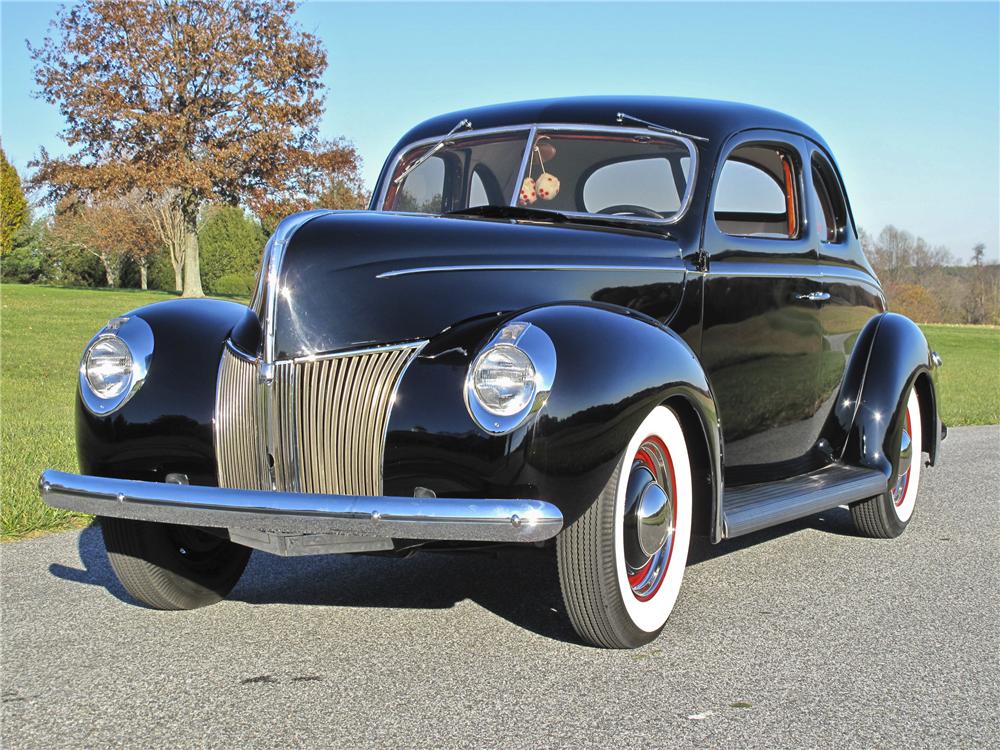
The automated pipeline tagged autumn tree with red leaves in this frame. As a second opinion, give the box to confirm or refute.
[30,0,359,296]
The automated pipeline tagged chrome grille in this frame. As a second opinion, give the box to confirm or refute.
[214,343,421,496]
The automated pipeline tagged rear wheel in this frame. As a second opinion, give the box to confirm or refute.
[557,405,692,648]
[851,387,923,538]
[101,517,250,610]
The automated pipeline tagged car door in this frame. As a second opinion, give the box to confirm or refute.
[701,131,827,484]
[805,146,887,437]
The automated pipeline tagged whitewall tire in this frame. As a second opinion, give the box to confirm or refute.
[851,387,923,538]
[557,405,692,648]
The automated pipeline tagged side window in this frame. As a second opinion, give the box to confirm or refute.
[582,157,682,214]
[393,155,445,213]
[809,154,848,244]
[714,144,800,239]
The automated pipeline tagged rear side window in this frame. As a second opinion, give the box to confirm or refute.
[809,154,848,244]
[714,144,800,239]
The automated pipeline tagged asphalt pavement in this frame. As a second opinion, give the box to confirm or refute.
[2,425,998,749]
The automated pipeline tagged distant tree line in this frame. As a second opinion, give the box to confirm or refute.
[860,226,998,325]
[2,147,364,296]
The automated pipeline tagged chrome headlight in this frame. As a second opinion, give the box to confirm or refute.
[84,335,133,398]
[79,316,154,415]
[466,322,556,434]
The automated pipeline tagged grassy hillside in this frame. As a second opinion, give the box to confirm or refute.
[1,284,997,540]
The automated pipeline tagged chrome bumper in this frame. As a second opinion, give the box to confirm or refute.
[38,470,563,544]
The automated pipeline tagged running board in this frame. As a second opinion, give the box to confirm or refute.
[722,464,887,539]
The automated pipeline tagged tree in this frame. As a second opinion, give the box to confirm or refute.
[144,190,187,291]
[1,145,30,257]
[964,242,993,324]
[198,204,267,294]
[30,0,353,296]
[250,139,367,234]
[50,192,159,288]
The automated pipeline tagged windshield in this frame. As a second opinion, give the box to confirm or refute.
[380,127,696,224]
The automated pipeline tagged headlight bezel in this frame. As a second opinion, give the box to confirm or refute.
[465,322,556,435]
[79,315,154,416]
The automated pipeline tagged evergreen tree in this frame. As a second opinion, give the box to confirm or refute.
[1,145,30,257]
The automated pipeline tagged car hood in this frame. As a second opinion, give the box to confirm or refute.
[268,210,688,359]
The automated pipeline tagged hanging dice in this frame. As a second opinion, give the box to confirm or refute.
[536,172,560,201]
[519,177,538,205]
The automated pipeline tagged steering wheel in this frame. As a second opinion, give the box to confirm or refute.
[596,204,664,220]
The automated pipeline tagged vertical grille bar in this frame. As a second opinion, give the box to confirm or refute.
[215,343,422,497]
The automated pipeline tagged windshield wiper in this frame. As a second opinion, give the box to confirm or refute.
[393,118,472,185]
[616,112,709,143]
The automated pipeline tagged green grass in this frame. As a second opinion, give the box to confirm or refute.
[1,285,996,540]
[920,324,1000,426]
[1,285,179,539]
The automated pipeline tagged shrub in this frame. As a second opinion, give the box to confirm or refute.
[212,272,256,298]
[884,282,942,323]
[198,205,266,294]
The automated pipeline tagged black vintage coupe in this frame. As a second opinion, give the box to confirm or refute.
[41,97,944,648]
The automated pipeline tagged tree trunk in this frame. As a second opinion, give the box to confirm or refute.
[173,261,183,292]
[181,204,204,298]
[139,259,148,290]
[101,254,115,287]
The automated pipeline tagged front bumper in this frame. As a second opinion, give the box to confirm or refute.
[38,470,564,545]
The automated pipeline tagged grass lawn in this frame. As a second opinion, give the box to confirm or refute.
[1,284,997,540]
[919,324,1000,426]
[2,285,179,539]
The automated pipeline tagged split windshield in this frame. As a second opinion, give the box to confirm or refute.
[381,128,695,224]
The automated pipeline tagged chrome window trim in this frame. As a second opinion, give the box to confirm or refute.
[375,122,699,226]
[465,322,557,435]
[79,315,154,416]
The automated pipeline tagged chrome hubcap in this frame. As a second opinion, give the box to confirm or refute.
[890,413,913,506]
[624,438,676,601]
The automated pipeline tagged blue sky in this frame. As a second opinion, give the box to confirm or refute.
[2,1,997,261]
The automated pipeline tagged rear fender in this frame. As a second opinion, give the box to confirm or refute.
[837,313,942,482]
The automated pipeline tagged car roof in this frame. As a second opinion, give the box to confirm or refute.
[393,96,830,153]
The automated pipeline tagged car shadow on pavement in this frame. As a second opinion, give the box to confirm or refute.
[49,506,862,645]
[48,523,138,606]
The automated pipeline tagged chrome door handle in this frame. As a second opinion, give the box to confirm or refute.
[795,292,831,302]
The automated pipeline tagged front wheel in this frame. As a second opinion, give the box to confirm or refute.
[101,517,251,610]
[557,405,692,648]
[850,387,923,538]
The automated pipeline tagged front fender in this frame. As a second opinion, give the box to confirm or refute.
[76,298,254,484]
[838,313,942,482]
[384,303,722,534]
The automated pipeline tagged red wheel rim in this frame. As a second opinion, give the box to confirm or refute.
[893,410,912,508]
[626,436,677,602]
